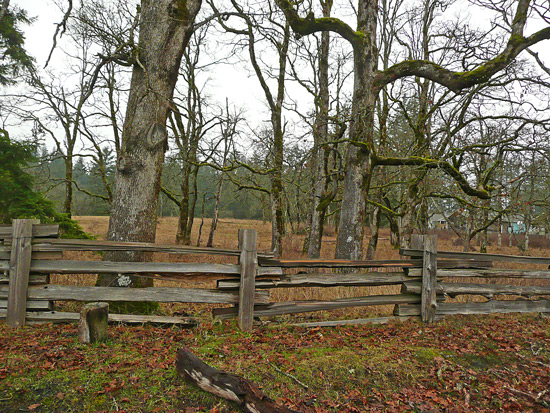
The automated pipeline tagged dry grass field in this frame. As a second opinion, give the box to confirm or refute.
[48,216,550,322]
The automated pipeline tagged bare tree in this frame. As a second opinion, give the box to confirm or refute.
[211,0,291,256]
[277,0,550,259]
[207,100,242,247]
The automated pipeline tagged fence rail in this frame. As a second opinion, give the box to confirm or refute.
[2,220,549,330]
[0,221,268,329]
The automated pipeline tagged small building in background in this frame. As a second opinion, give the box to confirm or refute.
[428,213,448,229]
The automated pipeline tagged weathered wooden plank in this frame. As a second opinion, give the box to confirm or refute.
[238,229,257,331]
[260,258,492,269]
[436,260,493,269]
[403,281,550,297]
[437,299,550,315]
[401,248,550,265]
[0,250,63,260]
[0,300,52,311]
[109,313,197,326]
[0,224,59,239]
[421,235,438,323]
[0,310,198,326]
[213,294,421,319]
[290,316,415,328]
[0,274,48,284]
[26,260,278,277]
[28,260,241,275]
[257,267,283,277]
[407,268,550,278]
[395,299,550,316]
[28,238,274,258]
[394,304,421,316]
[0,285,269,304]
[0,260,8,272]
[259,258,423,268]
[7,220,35,327]
[217,272,414,290]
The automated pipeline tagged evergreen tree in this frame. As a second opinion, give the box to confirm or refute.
[0,2,34,85]
[0,129,87,237]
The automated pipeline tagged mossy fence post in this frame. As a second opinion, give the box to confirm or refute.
[238,229,258,331]
[421,235,438,323]
[7,219,38,328]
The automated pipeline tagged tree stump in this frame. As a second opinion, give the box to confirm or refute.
[79,302,109,344]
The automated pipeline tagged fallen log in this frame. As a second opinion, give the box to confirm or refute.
[175,348,299,413]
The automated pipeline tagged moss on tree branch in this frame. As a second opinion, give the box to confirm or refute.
[275,0,362,46]
[373,155,491,200]
[374,18,550,92]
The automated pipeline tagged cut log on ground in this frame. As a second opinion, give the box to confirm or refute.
[176,348,299,413]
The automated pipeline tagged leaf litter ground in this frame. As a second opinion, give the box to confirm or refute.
[0,313,549,412]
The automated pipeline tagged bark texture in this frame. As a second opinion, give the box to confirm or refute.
[99,0,202,288]
[307,0,332,259]
[176,348,298,413]
[334,0,378,260]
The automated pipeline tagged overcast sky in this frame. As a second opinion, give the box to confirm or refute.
[9,0,550,152]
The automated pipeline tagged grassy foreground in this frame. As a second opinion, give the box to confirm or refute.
[1,314,549,412]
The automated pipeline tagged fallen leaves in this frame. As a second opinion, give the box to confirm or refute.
[0,314,548,412]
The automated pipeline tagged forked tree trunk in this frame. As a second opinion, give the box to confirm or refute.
[334,2,378,260]
[99,0,202,289]
[307,0,331,259]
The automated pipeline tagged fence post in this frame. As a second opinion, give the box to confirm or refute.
[421,235,438,323]
[238,229,257,331]
[7,219,36,328]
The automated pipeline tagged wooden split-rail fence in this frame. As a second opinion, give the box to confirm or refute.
[2,220,549,331]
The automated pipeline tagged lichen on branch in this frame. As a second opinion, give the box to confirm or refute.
[275,0,362,46]
[373,155,491,200]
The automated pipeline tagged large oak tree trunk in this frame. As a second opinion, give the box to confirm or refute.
[335,1,378,260]
[98,0,202,289]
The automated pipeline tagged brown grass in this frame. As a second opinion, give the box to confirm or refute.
[51,217,549,319]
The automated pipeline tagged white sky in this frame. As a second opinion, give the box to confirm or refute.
[8,0,550,151]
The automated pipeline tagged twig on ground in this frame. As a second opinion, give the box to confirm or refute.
[269,362,309,390]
